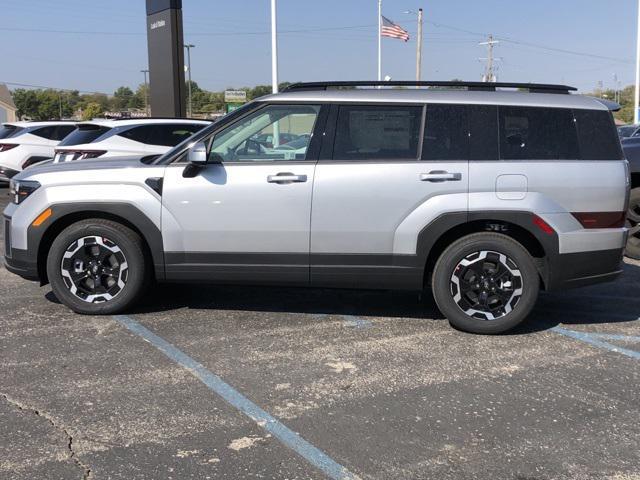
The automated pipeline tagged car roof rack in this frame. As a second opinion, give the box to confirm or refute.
[283,81,577,94]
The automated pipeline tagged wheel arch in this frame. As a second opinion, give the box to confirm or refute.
[418,211,557,290]
[33,203,164,284]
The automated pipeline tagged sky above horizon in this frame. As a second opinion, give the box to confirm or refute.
[0,0,637,94]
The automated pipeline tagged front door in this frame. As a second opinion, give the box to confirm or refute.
[161,103,324,285]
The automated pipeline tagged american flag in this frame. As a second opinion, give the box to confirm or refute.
[381,15,410,42]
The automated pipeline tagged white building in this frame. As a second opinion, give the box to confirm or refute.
[0,84,17,123]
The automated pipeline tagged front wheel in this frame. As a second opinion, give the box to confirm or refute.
[431,233,540,334]
[47,219,148,315]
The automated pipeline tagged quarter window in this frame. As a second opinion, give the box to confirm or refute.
[498,106,580,160]
[209,104,320,162]
[332,105,422,161]
[574,109,624,160]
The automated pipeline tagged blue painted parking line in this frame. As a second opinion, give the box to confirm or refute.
[341,315,372,329]
[112,315,359,480]
[551,326,640,361]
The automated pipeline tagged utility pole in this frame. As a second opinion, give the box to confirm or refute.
[479,34,500,82]
[184,44,195,117]
[141,69,149,116]
[58,92,63,119]
[404,8,424,83]
[635,0,640,124]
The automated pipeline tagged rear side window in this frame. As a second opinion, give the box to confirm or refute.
[498,107,580,160]
[333,105,422,160]
[30,126,59,140]
[0,125,23,139]
[422,104,499,161]
[59,125,112,146]
[146,124,204,146]
[50,125,76,141]
[574,109,624,160]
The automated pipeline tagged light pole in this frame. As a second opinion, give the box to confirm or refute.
[140,69,149,116]
[184,44,195,117]
[271,0,278,94]
[404,9,424,84]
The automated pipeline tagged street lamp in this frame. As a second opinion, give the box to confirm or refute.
[404,9,424,83]
[184,43,195,117]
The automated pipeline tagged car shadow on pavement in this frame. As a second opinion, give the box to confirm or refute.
[44,262,640,335]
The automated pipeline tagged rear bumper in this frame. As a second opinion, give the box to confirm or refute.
[545,248,625,291]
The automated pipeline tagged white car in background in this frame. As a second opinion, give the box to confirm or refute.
[0,121,77,181]
[53,118,210,163]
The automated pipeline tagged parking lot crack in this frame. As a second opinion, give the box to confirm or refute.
[1,393,92,480]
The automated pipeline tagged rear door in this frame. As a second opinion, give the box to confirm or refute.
[309,103,471,289]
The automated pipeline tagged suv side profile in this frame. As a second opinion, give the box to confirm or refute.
[3,81,629,334]
[53,118,210,163]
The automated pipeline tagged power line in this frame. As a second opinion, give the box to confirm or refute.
[1,81,110,95]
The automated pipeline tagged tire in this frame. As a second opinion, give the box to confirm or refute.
[46,219,148,315]
[431,232,540,334]
[625,187,640,260]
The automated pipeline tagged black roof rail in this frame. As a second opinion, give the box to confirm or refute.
[283,81,577,94]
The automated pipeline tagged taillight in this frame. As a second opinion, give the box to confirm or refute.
[572,212,626,229]
[0,143,18,152]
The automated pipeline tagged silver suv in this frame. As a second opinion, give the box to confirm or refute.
[3,81,629,334]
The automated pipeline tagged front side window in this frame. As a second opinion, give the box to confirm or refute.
[498,106,580,160]
[209,104,320,162]
[332,105,422,161]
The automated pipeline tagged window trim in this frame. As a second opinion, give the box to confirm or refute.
[320,102,426,164]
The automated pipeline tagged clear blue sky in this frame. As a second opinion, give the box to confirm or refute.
[0,0,637,94]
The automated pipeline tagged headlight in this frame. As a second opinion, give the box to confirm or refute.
[9,180,41,205]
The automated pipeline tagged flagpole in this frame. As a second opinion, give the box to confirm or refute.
[377,0,382,81]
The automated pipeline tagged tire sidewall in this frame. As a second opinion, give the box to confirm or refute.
[432,234,540,334]
[47,221,145,315]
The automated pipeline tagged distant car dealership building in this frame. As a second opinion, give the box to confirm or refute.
[0,84,17,123]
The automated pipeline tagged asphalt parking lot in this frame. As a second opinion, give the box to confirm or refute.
[1,188,639,480]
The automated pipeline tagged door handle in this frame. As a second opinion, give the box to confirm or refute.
[420,171,462,182]
[267,173,307,184]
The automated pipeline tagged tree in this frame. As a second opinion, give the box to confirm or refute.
[111,86,134,111]
[82,102,104,121]
[12,89,40,119]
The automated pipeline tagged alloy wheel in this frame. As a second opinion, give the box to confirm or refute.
[450,250,523,321]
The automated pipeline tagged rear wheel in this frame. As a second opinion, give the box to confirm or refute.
[47,219,148,314]
[432,233,540,334]
[625,187,640,260]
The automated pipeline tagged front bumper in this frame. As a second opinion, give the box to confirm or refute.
[4,248,39,281]
[0,166,18,182]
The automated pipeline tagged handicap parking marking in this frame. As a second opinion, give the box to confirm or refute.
[112,315,360,480]
[551,326,640,361]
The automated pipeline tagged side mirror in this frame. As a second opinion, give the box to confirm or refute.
[187,141,208,164]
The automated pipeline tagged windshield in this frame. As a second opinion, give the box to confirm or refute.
[0,125,24,139]
[618,125,638,137]
[58,125,112,146]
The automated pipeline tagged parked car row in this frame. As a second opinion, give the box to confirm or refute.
[0,118,210,182]
[617,126,640,259]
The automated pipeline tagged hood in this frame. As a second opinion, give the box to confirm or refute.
[14,155,150,180]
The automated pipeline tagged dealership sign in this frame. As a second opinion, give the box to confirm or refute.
[224,90,247,103]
